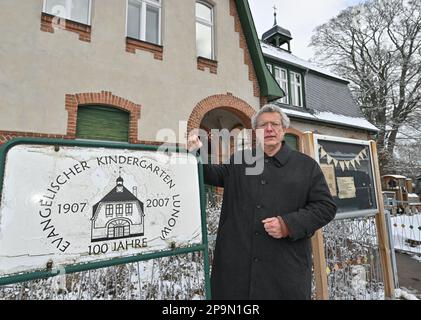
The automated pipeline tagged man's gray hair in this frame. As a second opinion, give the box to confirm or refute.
[251,104,290,129]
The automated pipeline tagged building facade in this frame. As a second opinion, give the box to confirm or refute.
[0,0,282,146]
[0,1,378,155]
[260,19,379,150]
[91,176,144,242]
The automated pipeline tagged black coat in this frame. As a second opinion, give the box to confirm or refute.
[204,143,337,300]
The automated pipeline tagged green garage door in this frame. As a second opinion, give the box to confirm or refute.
[76,106,130,142]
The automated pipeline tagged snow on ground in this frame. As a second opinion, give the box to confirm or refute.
[394,288,419,300]
[411,255,421,262]
[0,202,419,300]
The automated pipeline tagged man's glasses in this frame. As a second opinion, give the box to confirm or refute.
[256,121,282,129]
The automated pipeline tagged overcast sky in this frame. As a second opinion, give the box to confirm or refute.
[248,0,363,61]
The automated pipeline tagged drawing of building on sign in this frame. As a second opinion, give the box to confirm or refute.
[91,175,144,242]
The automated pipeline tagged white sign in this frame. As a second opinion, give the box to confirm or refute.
[0,144,202,276]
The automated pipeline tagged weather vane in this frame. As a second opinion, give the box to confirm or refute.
[273,4,278,26]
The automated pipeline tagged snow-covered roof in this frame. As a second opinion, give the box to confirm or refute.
[316,111,379,132]
[280,107,379,132]
[382,175,407,179]
[262,40,379,132]
[261,42,347,82]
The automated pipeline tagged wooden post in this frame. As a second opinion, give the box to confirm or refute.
[303,132,329,300]
[370,141,395,298]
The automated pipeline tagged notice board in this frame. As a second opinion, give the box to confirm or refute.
[314,135,378,220]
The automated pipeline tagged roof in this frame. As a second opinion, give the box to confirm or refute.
[305,73,362,117]
[262,25,292,42]
[261,42,347,82]
[261,41,379,132]
[382,175,407,179]
[92,186,141,217]
[278,105,379,132]
[235,0,285,101]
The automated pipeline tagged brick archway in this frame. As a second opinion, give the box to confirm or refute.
[65,91,141,143]
[187,93,256,133]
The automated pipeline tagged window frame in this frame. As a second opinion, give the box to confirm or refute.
[195,1,215,60]
[126,0,162,45]
[126,203,133,215]
[290,71,304,107]
[274,66,289,105]
[105,204,113,217]
[116,204,124,216]
[42,0,92,26]
[266,61,305,108]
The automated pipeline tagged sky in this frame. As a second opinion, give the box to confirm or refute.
[248,0,363,61]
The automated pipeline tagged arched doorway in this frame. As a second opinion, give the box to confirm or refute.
[107,219,131,239]
[188,94,256,163]
[200,108,252,164]
[188,94,256,197]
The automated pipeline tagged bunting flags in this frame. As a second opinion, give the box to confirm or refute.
[319,146,368,172]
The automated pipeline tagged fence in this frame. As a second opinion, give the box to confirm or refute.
[385,202,421,257]
[3,194,413,300]
[0,195,224,300]
[322,216,385,300]
[206,196,387,300]
[0,254,207,300]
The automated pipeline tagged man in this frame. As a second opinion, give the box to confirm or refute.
[188,104,337,300]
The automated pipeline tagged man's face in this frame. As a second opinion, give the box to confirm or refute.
[255,112,286,149]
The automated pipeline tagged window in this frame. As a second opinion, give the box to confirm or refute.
[291,71,303,107]
[267,65,305,107]
[127,0,161,45]
[285,134,299,151]
[105,204,113,217]
[196,1,214,60]
[43,0,92,25]
[274,67,289,105]
[76,106,130,142]
[126,203,133,215]
[116,204,124,216]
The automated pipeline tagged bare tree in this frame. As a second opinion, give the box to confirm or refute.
[393,139,421,179]
[392,109,421,178]
[310,0,421,174]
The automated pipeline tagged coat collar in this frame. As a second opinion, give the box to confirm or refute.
[257,141,292,167]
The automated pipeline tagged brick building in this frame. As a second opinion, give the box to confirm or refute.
[0,0,283,147]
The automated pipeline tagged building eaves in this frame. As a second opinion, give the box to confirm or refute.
[235,0,285,101]
[261,41,348,83]
[276,104,379,133]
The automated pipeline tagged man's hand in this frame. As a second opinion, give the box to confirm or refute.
[262,217,290,239]
[187,133,203,152]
